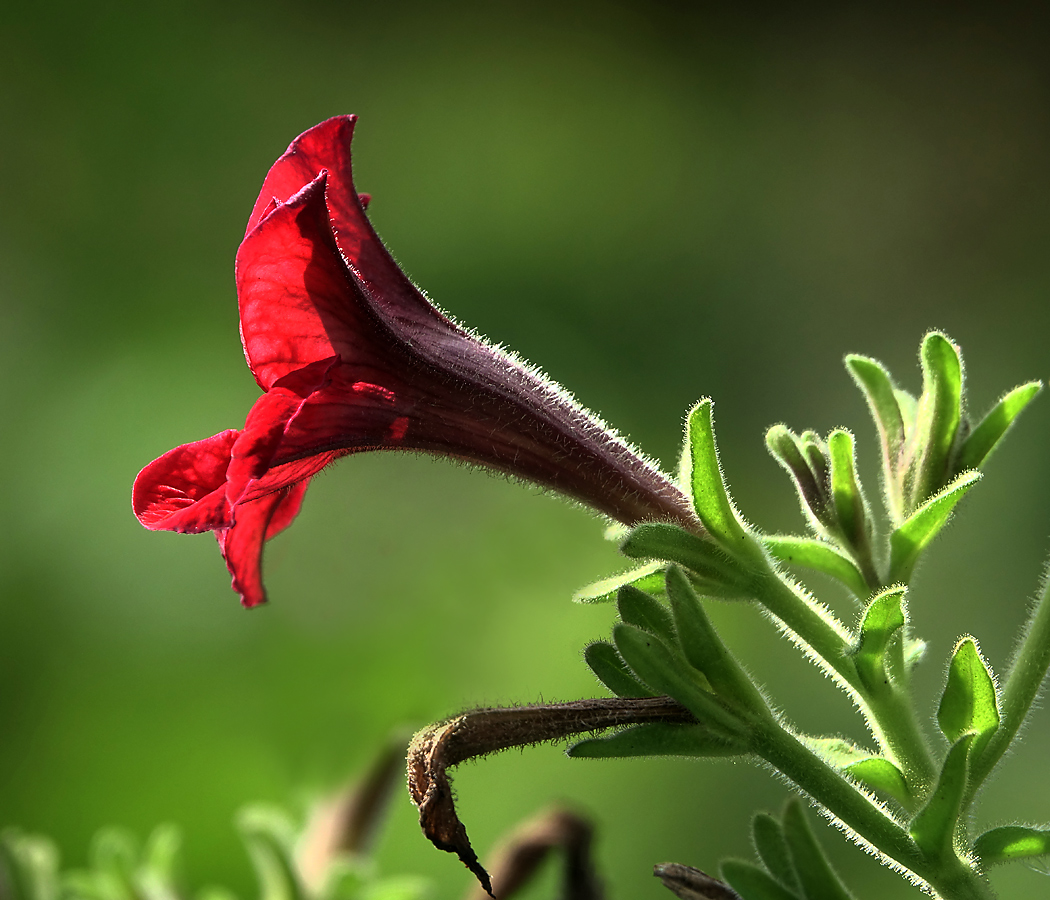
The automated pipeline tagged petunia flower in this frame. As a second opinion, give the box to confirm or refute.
[133,116,697,608]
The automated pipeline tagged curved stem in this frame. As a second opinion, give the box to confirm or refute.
[752,572,938,790]
[967,567,1050,802]
[750,723,996,900]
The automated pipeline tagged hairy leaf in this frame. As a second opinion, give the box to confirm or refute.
[573,561,666,604]
[851,587,906,697]
[568,722,741,759]
[972,825,1050,866]
[909,735,974,863]
[888,470,981,583]
[763,536,869,601]
[585,641,655,698]
[937,637,1000,760]
[956,381,1042,473]
[781,801,855,900]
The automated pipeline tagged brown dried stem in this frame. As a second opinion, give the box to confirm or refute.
[407,696,695,896]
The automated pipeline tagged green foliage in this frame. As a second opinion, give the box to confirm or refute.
[567,722,742,759]
[955,382,1042,473]
[584,640,655,698]
[573,561,667,604]
[620,522,754,599]
[681,400,750,554]
[850,587,906,697]
[762,536,869,601]
[0,812,431,900]
[908,735,974,865]
[617,585,677,647]
[802,737,910,807]
[937,638,1001,762]
[972,825,1050,866]
[714,804,854,900]
[887,472,982,584]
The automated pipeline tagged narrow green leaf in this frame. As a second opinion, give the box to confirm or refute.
[140,824,184,899]
[612,624,745,740]
[844,759,911,806]
[721,860,800,900]
[800,736,910,805]
[621,523,753,598]
[766,426,831,534]
[666,567,767,712]
[567,722,742,759]
[906,333,963,511]
[956,381,1042,473]
[851,587,906,696]
[618,585,677,647]
[938,637,1000,761]
[89,829,139,900]
[845,355,906,516]
[973,825,1050,866]
[827,430,872,551]
[359,876,432,900]
[682,400,749,552]
[237,807,305,900]
[573,561,665,604]
[751,814,799,892]
[0,832,59,900]
[585,641,655,698]
[782,801,855,900]
[763,536,869,601]
[909,734,974,863]
[888,470,981,583]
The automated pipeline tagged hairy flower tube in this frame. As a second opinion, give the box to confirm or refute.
[133,116,696,607]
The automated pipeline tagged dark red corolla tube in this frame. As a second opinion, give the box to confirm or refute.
[134,116,697,607]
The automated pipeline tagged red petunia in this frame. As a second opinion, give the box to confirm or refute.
[133,116,695,607]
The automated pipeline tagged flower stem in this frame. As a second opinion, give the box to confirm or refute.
[967,565,1050,802]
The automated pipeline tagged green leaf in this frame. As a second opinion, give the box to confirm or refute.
[665,567,767,712]
[612,624,745,741]
[801,737,911,806]
[851,587,906,696]
[766,426,830,535]
[826,430,872,552]
[681,400,749,552]
[844,759,911,806]
[751,814,799,892]
[237,807,305,900]
[139,824,184,899]
[972,825,1050,866]
[888,470,981,583]
[956,381,1042,473]
[763,536,869,601]
[905,333,963,511]
[89,829,139,900]
[567,722,742,759]
[937,637,1000,760]
[845,355,906,516]
[584,641,655,698]
[621,523,753,598]
[0,831,59,900]
[909,734,974,863]
[573,561,666,604]
[721,860,800,900]
[618,585,677,647]
[781,801,855,900]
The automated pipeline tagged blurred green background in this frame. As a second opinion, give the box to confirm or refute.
[3,3,1050,897]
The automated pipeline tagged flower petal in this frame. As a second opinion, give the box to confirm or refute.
[236,172,400,390]
[133,430,238,532]
[217,481,310,608]
[245,115,455,342]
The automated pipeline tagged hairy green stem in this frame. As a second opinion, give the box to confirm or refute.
[752,572,938,790]
[750,723,995,900]
[967,567,1050,802]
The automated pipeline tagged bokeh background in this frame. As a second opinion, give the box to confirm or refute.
[3,3,1050,897]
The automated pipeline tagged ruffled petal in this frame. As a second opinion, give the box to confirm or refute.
[133,430,238,532]
[216,481,310,608]
[225,356,338,505]
[236,173,399,390]
[245,115,454,344]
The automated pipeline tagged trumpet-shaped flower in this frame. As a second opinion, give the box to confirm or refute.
[134,116,696,607]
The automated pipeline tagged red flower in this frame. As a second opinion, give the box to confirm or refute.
[134,116,696,607]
